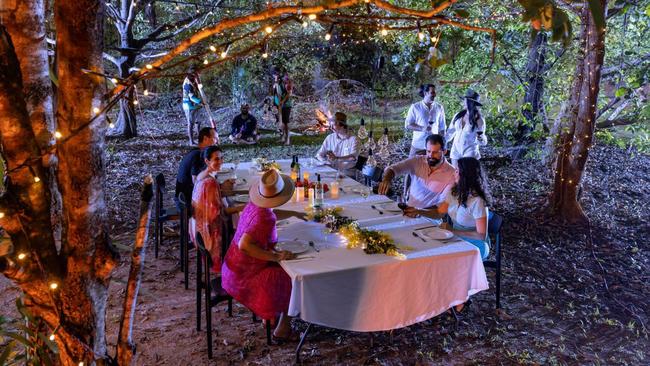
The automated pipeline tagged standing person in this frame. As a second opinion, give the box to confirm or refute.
[229,104,260,144]
[446,89,488,167]
[271,68,293,145]
[404,83,446,157]
[182,65,203,145]
[222,169,298,340]
[378,134,456,209]
[174,127,218,212]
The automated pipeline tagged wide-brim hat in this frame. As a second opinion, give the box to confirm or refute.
[460,89,483,106]
[249,169,295,208]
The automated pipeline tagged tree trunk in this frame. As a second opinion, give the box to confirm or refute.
[516,32,548,142]
[550,1,607,224]
[116,87,138,138]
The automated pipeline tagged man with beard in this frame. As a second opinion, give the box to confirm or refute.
[229,104,259,144]
[378,134,456,209]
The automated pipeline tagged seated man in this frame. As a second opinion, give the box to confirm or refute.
[229,104,259,144]
[315,112,360,175]
[378,134,456,209]
[175,127,218,211]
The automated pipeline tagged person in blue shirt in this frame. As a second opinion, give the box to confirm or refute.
[182,65,203,145]
[229,104,259,144]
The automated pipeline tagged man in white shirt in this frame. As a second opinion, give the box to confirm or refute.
[404,83,446,157]
[378,134,456,209]
[316,112,360,174]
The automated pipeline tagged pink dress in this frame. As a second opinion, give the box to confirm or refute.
[222,203,292,320]
[191,176,223,273]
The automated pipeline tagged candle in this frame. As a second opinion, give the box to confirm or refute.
[296,187,304,202]
[303,172,310,181]
[290,171,298,182]
[330,181,339,199]
[308,188,315,207]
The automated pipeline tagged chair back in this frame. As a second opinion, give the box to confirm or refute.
[194,232,213,268]
[488,211,503,238]
[178,192,189,242]
[353,155,368,171]
[155,173,166,215]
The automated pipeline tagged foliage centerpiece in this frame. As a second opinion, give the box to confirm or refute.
[305,206,404,258]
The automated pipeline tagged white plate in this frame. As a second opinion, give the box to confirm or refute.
[217,168,234,175]
[275,240,309,254]
[232,194,250,203]
[419,227,454,240]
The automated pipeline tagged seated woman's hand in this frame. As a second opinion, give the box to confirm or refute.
[221,179,235,194]
[402,206,420,218]
[276,250,296,261]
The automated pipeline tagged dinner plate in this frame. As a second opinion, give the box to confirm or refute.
[217,168,234,175]
[275,240,309,254]
[419,227,454,240]
[232,194,250,203]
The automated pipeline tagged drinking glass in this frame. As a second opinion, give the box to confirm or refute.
[360,182,371,199]
[397,194,408,211]
[232,153,243,180]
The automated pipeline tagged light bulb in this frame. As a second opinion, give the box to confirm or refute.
[109,122,115,129]
[145,64,153,70]
[55,131,63,139]
[220,51,227,58]
[357,118,368,140]
[262,52,268,58]
[203,59,208,65]
[209,45,216,52]
[49,282,58,290]
[34,176,41,183]
[265,26,273,34]
[49,334,55,341]
[133,100,138,105]
[17,253,26,260]
[308,14,317,20]
[418,32,425,41]
[93,107,100,114]
[0,212,4,218]
[143,90,149,96]
[381,29,388,36]
[302,21,308,27]
[325,33,331,41]
[111,78,118,84]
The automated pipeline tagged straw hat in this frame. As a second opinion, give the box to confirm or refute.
[249,169,295,208]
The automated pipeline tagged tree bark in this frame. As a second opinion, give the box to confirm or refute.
[516,32,548,143]
[550,1,607,224]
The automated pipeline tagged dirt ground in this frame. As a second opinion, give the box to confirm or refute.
[1,106,649,365]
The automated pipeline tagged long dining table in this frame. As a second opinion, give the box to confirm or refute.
[221,158,488,359]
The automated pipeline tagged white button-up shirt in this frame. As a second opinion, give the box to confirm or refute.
[447,112,488,160]
[388,156,457,209]
[316,133,361,170]
[405,100,446,150]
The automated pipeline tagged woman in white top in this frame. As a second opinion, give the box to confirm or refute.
[446,89,487,167]
[403,157,491,260]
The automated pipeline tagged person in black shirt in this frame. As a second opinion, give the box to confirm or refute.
[229,104,259,144]
[175,127,218,211]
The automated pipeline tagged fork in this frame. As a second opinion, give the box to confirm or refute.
[309,241,320,253]
[412,231,426,242]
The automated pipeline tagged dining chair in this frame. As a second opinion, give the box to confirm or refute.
[484,211,504,309]
[154,173,179,259]
[177,192,191,289]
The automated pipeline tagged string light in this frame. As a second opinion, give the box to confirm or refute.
[209,45,217,52]
[79,363,84,366]
[0,212,4,218]
[17,253,26,260]
[133,100,138,105]
[49,334,55,341]
[54,131,63,139]
[302,20,308,27]
[92,107,100,114]
[308,14,317,20]
[220,50,228,58]
[145,64,153,70]
[265,25,273,34]
[109,122,115,129]
[203,59,209,65]
[49,282,58,290]
[143,89,149,96]
[111,78,118,84]
[34,176,41,183]
[262,52,268,58]
[381,28,388,36]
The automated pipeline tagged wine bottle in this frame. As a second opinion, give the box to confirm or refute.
[314,173,324,208]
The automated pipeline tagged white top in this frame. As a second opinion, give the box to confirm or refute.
[446,112,488,160]
[444,190,488,229]
[316,133,361,170]
[388,156,456,209]
[405,101,446,150]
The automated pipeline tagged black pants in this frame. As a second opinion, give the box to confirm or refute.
[275,106,291,126]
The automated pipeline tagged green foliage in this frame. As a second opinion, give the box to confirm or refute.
[0,298,57,365]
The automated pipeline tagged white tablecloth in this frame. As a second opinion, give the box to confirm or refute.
[226,159,489,332]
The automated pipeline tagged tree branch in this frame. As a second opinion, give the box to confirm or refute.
[501,54,525,85]
[596,116,638,129]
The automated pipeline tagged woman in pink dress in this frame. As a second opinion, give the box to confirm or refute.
[222,169,297,340]
[191,146,242,273]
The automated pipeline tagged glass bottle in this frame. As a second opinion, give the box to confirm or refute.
[314,173,324,208]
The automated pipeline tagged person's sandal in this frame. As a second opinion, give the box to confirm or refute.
[271,331,300,344]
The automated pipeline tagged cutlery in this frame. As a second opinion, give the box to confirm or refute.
[286,256,315,262]
[370,205,384,215]
[413,225,437,231]
[412,231,426,242]
[309,241,320,253]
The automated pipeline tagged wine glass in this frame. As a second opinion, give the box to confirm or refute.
[232,153,242,180]
[360,181,371,199]
[397,194,408,211]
